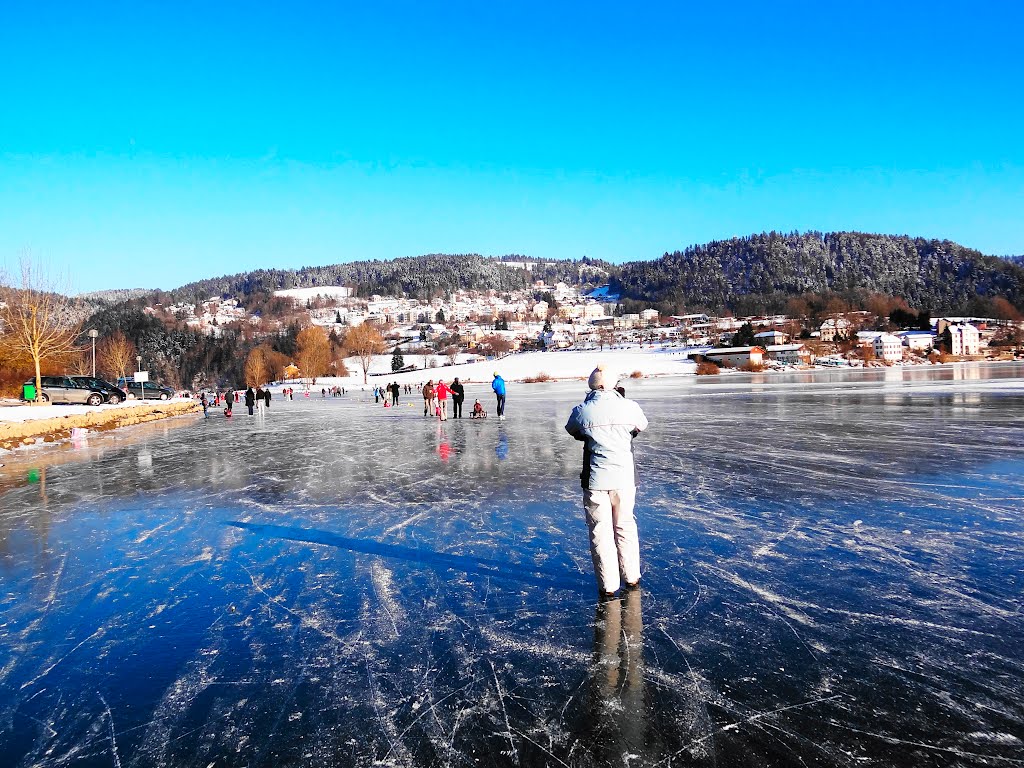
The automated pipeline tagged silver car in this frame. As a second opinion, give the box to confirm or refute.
[26,376,107,406]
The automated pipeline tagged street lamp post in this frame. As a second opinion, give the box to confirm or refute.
[88,329,98,377]
[136,355,143,400]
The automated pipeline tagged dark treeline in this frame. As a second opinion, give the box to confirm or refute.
[611,232,1024,315]
[85,301,302,390]
[131,236,1024,317]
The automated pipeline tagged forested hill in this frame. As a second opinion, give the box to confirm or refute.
[166,254,612,304]
[151,234,1022,315]
[611,232,1024,315]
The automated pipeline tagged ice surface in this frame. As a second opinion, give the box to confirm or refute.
[1,364,1023,767]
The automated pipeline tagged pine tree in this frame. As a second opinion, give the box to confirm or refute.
[732,322,756,346]
[391,346,405,372]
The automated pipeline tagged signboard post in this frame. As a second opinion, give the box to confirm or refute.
[135,370,149,400]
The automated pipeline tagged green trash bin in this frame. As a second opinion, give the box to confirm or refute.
[23,383,37,402]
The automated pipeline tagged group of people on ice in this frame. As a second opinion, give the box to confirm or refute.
[419,377,463,419]
[201,386,274,417]
[415,373,506,420]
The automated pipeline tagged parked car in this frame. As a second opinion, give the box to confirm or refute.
[22,376,107,406]
[117,378,175,400]
[68,376,129,404]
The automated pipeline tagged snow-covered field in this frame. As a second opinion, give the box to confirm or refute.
[321,346,697,387]
[273,286,354,302]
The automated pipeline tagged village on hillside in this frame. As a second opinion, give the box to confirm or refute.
[148,276,1024,380]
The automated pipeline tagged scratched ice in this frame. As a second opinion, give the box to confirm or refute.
[1,364,1023,767]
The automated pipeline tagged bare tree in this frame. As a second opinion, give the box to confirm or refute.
[97,331,137,382]
[343,323,386,383]
[246,344,295,386]
[69,349,92,376]
[296,326,331,382]
[0,259,82,402]
[481,334,513,358]
[244,346,269,387]
[444,344,459,366]
[262,347,291,382]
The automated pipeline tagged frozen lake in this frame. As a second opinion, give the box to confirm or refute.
[1,363,1023,767]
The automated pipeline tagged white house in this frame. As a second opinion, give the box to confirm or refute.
[670,313,710,326]
[702,346,765,367]
[754,330,788,345]
[640,308,660,325]
[820,317,853,342]
[898,330,935,351]
[873,333,904,362]
[948,323,981,356]
[765,343,812,365]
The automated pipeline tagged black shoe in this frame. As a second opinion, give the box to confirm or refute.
[599,590,619,603]
[625,580,640,590]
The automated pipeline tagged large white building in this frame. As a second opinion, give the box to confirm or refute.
[873,333,904,362]
[948,323,981,356]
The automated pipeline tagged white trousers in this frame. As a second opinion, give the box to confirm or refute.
[584,486,640,594]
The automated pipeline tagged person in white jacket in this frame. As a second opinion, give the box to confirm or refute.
[565,365,649,599]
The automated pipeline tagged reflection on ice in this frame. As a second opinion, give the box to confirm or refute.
[586,589,647,762]
[0,364,1023,766]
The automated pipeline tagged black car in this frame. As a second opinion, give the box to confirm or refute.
[117,379,175,400]
[69,376,129,404]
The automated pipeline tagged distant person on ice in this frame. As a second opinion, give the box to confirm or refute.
[436,379,450,421]
[565,365,648,600]
[451,377,465,418]
[422,380,435,417]
[244,387,256,416]
[491,372,506,421]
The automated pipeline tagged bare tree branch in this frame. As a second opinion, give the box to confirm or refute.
[0,258,82,402]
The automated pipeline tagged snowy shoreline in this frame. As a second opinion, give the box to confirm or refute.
[0,399,200,451]
[2,354,1020,429]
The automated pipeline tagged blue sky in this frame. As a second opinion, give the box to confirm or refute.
[1,1,1021,293]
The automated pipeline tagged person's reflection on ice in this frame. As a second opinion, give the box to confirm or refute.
[586,586,647,761]
[436,424,451,462]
